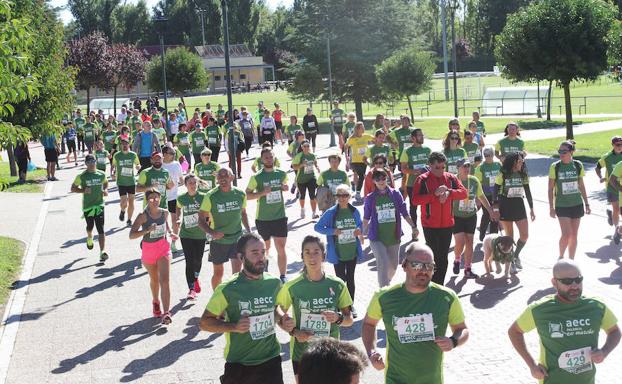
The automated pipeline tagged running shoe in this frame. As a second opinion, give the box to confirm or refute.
[607,209,613,226]
[99,252,109,262]
[152,301,162,317]
[126,219,132,226]
[312,212,319,220]
[187,289,197,300]
[510,261,518,275]
[119,210,125,221]
[452,260,460,275]
[193,278,202,294]
[464,268,479,279]
[300,209,305,219]
[86,237,94,250]
[412,228,419,242]
[355,191,361,201]
[50,176,58,181]
[161,311,172,325]
[614,228,621,245]
[351,306,358,319]
[514,255,523,270]
[280,275,287,284]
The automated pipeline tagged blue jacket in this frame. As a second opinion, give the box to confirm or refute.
[314,204,363,265]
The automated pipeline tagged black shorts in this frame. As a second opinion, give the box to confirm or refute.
[208,241,239,265]
[607,191,619,203]
[85,211,105,234]
[453,215,477,234]
[167,199,176,214]
[333,125,343,135]
[275,121,283,132]
[292,360,300,375]
[221,356,283,384]
[44,148,58,162]
[555,204,585,219]
[66,140,76,153]
[499,196,527,222]
[118,185,136,196]
[256,217,288,240]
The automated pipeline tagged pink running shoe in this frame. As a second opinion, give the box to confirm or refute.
[187,289,197,300]
[193,278,201,294]
[152,301,162,318]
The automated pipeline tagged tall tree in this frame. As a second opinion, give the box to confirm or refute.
[225,0,261,51]
[153,0,221,47]
[477,0,531,53]
[256,6,296,79]
[495,0,615,139]
[287,0,415,120]
[110,44,147,115]
[68,0,120,40]
[111,0,152,45]
[66,32,115,114]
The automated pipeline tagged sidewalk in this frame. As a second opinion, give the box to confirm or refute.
[0,134,620,383]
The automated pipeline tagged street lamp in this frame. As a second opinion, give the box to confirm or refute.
[197,8,207,47]
[221,0,237,184]
[441,0,450,102]
[326,24,336,147]
[153,12,169,130]
[449,0,458,117]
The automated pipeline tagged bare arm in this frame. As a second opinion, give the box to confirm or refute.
[609,175,622,193]
[548,178,556,215]
[129,213,149,239]
[199,309,242,333]
[508,322,547,379]
[593,325,621,363]
[245,187,270,201]
[241,208,251,232]
[362,315,385,370]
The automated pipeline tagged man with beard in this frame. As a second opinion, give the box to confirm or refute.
[246,148,289,283]
[362,243,469,384]
[508,260,620,383]
[137,152,174,210]
[200,232,295,384]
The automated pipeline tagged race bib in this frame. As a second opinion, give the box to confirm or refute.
[121,167,133,177]
[459,199,476,212]
[180,137,189,145]
[300,312,330,337]
[338,229,356,244]
[204,180,213,189]
[208,137,217,145]
[334,116,343,124]
[195,138,204,147]
[150,223,166,238]
[358,147,366,155]
[395,314,435,343]
[308,122,316,128]
[263,130,273,136]
[328,182,339,195]
[249,312,275,340]
[558,347,592,375]
[507,186,524,198]
[448,165,458,174]
[304,163,314,174]
[97,157,106,164]
[377,209,396,224]
[264,121,274,128]
[152,182,166,195]
[266,190,282,204]
[561,181,579,195]
[488,176,496,186]
[183,213,199,228]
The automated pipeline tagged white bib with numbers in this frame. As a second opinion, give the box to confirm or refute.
[249,312,275,340]
[183,213,198,228]
[507,186,524,198]
[266,190,282,204]
[377,209,396,224]
[300,312,330,337]
[561,181,579,195]
[558,347,592,374]
[395,314,435,343]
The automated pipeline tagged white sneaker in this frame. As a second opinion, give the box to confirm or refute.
[300,209,306,219]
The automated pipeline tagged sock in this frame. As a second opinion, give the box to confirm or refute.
[514,240,526,258]
[194,272,200,279]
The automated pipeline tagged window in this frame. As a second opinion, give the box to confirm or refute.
[240,74,247,80]
[214,75,221,81]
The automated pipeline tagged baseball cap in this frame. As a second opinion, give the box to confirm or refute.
[456,158,471,167]
[85,154,96,163]
[612,136,622,144]
[151,151,163,158]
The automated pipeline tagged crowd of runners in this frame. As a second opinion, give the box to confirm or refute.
[29,99,620,383]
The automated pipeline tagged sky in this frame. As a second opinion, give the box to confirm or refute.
[49,0,294,25]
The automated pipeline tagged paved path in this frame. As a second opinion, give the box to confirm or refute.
[0,132,621,383]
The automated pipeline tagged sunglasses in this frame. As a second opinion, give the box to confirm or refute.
[555,276,583,285]
[336,193,350,198]
[450,137,459,141]
[558,150,570,155]
[374,176,387,182]
[407,261,436,271]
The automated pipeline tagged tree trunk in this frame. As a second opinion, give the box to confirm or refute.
[113,86,117,117]
[563,81,573,139]
[546,80,552,121]
[407,95,415,123]
[180,95,186,106]
[354,96,363,122]
[7,142,17,177]
[86,87,91,115]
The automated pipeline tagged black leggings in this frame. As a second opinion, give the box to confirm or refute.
[298,178,317,200]
[305,132,317,148]
[244,136,253,155]
[85,212,105,234]
[262,133,274,147]
[181,237,206,289]
[407,187,418,228]
[193,153,201,165]
[351,163,367,192]
[209,145,220,162]
[423,227,453,285]
[77,134,84,151]
[479,193,499,235]
[334,258,356,300]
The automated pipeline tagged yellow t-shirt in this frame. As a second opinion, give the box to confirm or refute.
[346,134,374,163]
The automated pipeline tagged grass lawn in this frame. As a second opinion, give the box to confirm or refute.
[526,128,619,163]
[0,161,47,193]
[0,237,24,308]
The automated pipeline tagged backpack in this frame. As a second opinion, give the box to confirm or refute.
[554,160,582,180]
[317,186,335,212]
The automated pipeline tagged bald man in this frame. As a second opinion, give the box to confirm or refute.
[508,260,620,383]
[362,243,469,384]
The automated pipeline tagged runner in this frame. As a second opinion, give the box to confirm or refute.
[495,122,525,162]
[298,338,367,384]
[493,151,535,274]
[362,243,469,384]
[173,123,192,168]
[343,112,356,140]
[317,153,349,198]
[344,122,374,200]
[467,120,485,148]
[198,167,251,289]
[216,104,226,128]
[472,110,485,136]
[162,146,184,253]
[205,117,222,162]
[175,174,208,300]
[251,142,281,173]
[152,118,167,145]
[286,115,301,145]
[41,132,59,181]
[548,141,590,259]
[246,148,290,283]
[259,109,276,146]
[363,154,395,196]
[93,140,110,175]
[83,116,97,154]
[112,137,140,226]
[190,123,207,165]
[194,148,220,193]
[136,152,174,210]
[388,116,414,167]
[463,130,481,163]
[239,111,256,157]
[272,103,285,145]
[276,235,353,382]
[226,122,245,178]
[400,128,431,241]
[133,121,161,172]
[64,122,78,165]
[314,185,363,317]
[597,136,622,241]
[331,101,346,150]
[508,259,620,383]
[74,109,86,154]
[199,232,295,384]
[129,188,176,325]
[452,158,497,278]
[364,129,393,168]
[291,140,321,219]
[442,132,467,175]
[474,147,502,241]
[71,154,109,262]
[302,108,319,151]
[102,123,117,172]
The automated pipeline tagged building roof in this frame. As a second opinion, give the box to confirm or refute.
[141,45,182,59]
[195,44,253,58]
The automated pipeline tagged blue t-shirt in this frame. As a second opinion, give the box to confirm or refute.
[41,135,56,149]
[139,132,153,157]
[65,128,77,141]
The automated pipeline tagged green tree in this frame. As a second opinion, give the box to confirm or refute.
[153,0,221,47]
[608,20,622,68]
[111,0,152,45]
[495,0,615,139]
[146,47,209,105]
[376,49,436,122]
[255,6,296,79]
[110,44,147,115]
[68,0,120,40]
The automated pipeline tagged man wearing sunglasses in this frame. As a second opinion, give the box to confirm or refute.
[362,243,469,384]
[508,260,620,383]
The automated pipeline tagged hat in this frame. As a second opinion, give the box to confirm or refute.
[85,154,96,163]
[151,151,163,158]
[456,158,471,167]
[612,136,622,144]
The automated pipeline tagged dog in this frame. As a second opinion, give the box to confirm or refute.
[483,234,515,278]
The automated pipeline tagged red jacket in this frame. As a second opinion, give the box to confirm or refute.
[412,171,467,228]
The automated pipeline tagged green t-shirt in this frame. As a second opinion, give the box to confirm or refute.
[549,161,585,208]
[317,169,348,195]
[74,117,85,133]
[444,148,467,175]
[190,131,207,154]
[399,145,432,187]
[334,207,358,261]
[344,121,356,138]
[475,120,485,135]
[153,127,167,143]
[452,175,483,218]
[200,187,247,244]
[331,108,345,126]
[367,282,465,384]
[138,167,171,209]
[495,171,529,199]
[176,192,206,239]
[206,273,282,365]
[292,152,317,184]
[276,273,352,362]
[102,130,117,152]
[113,151,139,187]
[516,295,618,384]
[73,170,107,211]
[83,123,96,142]
[247,169,288,221]
[174,132,191,155]
[389,127,414,160]
[496,137,525,157]
[598,151,622,194]
[474,161,501,194]
[463,142,480,162]
[376,193,398,246]
[205,125,221,147]
[365,144,393,166]
[286,124,302,137]
[216,109,226,123]
[195,162,220,192]
[94,149,110,171]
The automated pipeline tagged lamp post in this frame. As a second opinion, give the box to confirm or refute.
[327,34,336,147]
[154,13,169,131]
[441,0,450,102]
[221,0,237,185]
[197,8,207,47]
[450,1,458,117]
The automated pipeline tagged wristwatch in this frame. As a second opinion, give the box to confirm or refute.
[449,335,458,348]
[335,312,344,325]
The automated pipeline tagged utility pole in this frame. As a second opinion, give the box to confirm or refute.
[451,3,458,117]
[221,0,236,185]
[327,34,336,147]
[197,8,207,47]
[441,0,450,101]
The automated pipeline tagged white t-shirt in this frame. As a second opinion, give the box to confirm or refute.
[117,113,127,122]
[162,161,183,201]
[169,119,179,135]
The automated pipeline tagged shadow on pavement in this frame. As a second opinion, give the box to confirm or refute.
[60,226,128,249]
[446,276,468,295]
[469,275,522,309]
[341,319,386,348]
[286,261,303,275]
[598,262,622,288]
[527,287,556,304]
[11,258,92,289]
[585,245,621,264]
[524,158,556,178]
